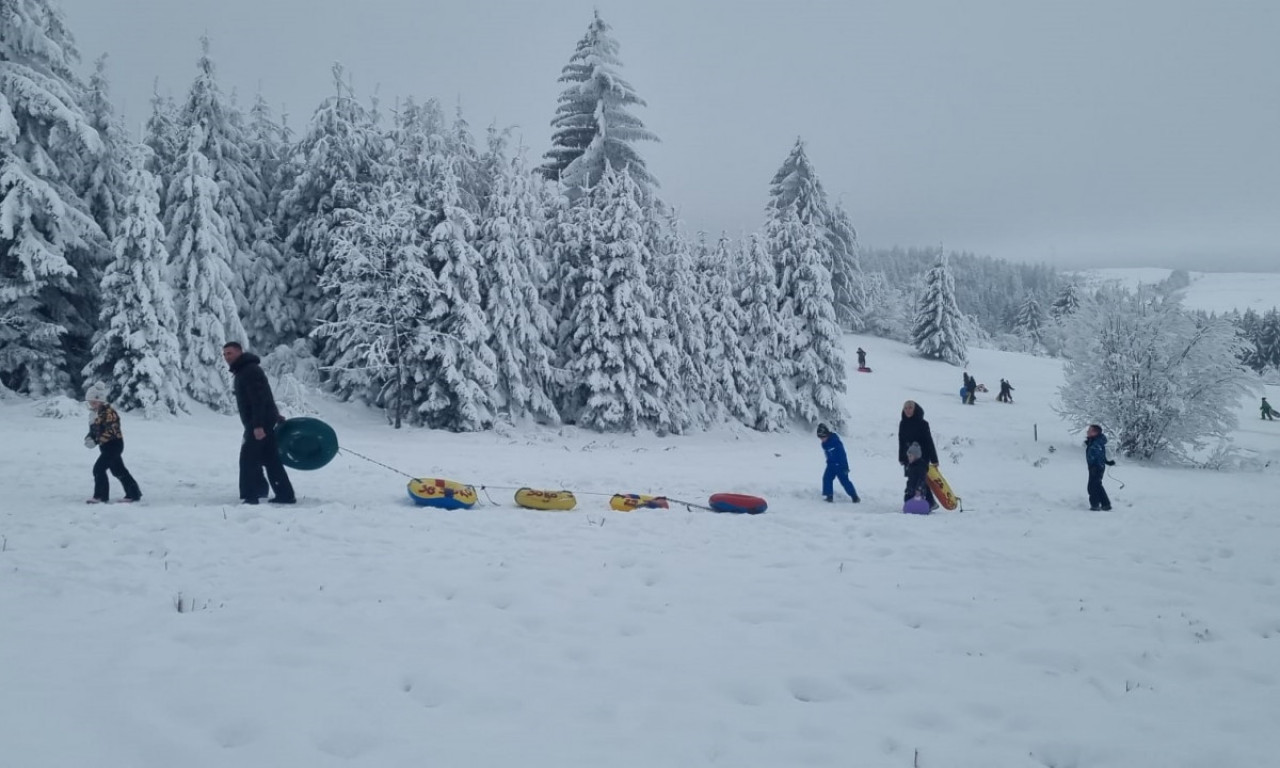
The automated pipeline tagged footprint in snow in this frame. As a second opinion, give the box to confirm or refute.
[211,719,262,749]
[402,676,455,708]
[787,675,845,703]
[314,729,377,760]
[718,678,769,706]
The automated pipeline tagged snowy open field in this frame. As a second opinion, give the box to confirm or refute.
[3,336,1279,767]
[1087,268,1280,314]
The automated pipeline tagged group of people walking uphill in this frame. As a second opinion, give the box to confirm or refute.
[813,348,1120,511]
[813,399,943,511]
[81,342,1138,513]
[83,342,296,506]
[815,396,1114,511]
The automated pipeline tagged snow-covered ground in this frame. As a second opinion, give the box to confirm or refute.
[1087,268,1280,314]
[3,336,1279,767]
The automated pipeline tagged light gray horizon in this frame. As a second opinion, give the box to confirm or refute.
[57,0,1280,272]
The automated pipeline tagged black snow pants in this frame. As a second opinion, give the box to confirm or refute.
[93,439,141,501]
[239,430,295,503]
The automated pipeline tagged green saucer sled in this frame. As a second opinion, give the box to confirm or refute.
[275,417,339,470]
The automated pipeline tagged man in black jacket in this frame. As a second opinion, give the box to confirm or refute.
[223,342,295,505]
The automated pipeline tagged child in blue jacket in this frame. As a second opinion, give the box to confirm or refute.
[1084,424,1114,511]
[816,423,860,503]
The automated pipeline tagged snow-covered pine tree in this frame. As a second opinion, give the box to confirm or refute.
[700,234,751,424]
[165,120,246,409]
[1058,286,1258,461]
[0,0,105,395]
[736,232,788,431]
[1012,295,1047,350]
[1050,281,1081,319]
[769,203,845,427]
[544,189,587,358]
[562,165,672,432]
[313,179,435,427]
[83,148,185,415]
[645,206,701,431]
[1253,308,1280,373]
[858,271,912,342]
[446,105,486,217]
[911,253,968,365]
[79,55,127,244]
[540,11,659,197]
[766,138,863,331]
[478,153,559,424]
[278,64,386,343]
[827,202,864,331]
[478,122,513,212]
[415,138,497,431]
[143,85,180,186]
[241,93,290,348]
[171,38,265,330]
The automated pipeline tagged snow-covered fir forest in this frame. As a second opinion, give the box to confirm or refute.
[4,3,1277,441]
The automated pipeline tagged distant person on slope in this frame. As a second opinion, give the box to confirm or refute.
[223,342,295,505]
[856,347,867,369]
[817,423,860,503]
[84,384,142,504]
[898,400,939,510]
[962,372,977,404]
[1084,424,1114,511]
[1262,397,1276,421]
[997,379,1014,403]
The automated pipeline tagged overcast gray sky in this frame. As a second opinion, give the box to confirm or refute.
[59,0,1280,271]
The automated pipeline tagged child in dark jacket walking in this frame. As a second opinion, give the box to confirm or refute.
[84,385,142,504]
[816,424,860,503]
[1084,424,1114,511]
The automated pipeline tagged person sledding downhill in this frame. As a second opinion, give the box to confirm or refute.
[898,400,939,510]
[1084,424,1114,511]
[816,423,860,503]
[84,385,142,504]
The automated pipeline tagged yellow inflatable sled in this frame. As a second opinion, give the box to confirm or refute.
[407,477,478,509]
[609,493,669,512]
[926,465,961,511]
[514,487,578,511]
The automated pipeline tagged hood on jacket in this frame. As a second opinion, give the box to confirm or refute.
[901,402,926,423]
[229,352,262,374]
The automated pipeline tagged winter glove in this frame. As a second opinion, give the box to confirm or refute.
[1106,460,1116,466]
[84,435,96,449]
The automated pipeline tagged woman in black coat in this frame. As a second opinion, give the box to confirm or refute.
[898,400,940,507]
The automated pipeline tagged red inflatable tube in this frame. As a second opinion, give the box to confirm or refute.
[708,493,768,515]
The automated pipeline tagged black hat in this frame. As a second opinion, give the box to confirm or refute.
[816,423,830,438]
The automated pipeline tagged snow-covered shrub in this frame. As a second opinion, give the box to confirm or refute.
[262,341,320,416]
[35,396,86,419]
[1057,286,1259,462]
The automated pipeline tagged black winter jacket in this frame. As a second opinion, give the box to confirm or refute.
[898,404,939,465]
[229,353,281,431]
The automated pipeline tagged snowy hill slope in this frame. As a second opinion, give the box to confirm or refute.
[2,337,1279,767]
[1086,268,1280,314]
